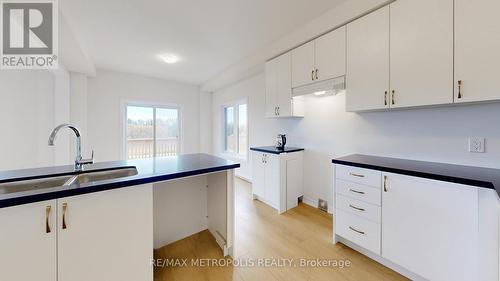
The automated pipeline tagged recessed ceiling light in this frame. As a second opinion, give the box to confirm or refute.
[159,54,181,64]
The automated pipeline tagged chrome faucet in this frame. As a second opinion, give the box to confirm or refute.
[48,124,94,171]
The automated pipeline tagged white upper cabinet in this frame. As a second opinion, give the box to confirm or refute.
[292,28,346,88]
[265,52,303,118]
[390,0,453,108]
[455,0,500,103]
[346,6,390,111]
[314,26,346,83]
[291,41,315,88]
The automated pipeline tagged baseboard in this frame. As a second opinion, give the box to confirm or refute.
[302,196,317,208]
[302,196,333,214]
[335,235,426,281]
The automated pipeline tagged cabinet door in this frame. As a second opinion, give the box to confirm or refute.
[251,151,266,198]
[455,0,500,103]
[346,6,390,111]
[58,185,153,281]
[275,53,293,117]
[291,41,315,88]
[382,173,478,281]
[390,0,453,108]
[265,59,277,117]
[264,153,280,210]
[315,26,346,82]
[0,200,57,281]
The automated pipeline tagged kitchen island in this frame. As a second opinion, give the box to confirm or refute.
[0,153,239,281]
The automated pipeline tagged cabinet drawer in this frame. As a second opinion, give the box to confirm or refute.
[335,165,381,187]
[336,209,381,255]
[336,179,381,206]
[336,194,381,223]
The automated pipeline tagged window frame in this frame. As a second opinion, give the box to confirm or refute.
[122,101,183,160]
[221,98,248,160]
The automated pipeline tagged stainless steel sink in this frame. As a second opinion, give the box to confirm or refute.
[0,167,138,195]
[68,167,138,185]
[0,175,75,195]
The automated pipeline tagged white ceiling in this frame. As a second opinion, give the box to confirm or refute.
[61,0,347,85]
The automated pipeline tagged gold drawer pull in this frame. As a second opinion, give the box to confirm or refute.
[349,226,365,235]
[45,206,52,233]
[349,172,365,178]
[349,204,365,212]
[384,91,388,106]
[349,188,365,195]
[383,176,388,192]
[62,203,68,230]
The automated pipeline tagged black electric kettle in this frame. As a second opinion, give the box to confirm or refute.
[275,134,287,150]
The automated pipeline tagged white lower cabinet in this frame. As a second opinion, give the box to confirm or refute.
[251,150,303,213]
[0,200,57,281]
[381,173,478,281]
[0,185,153,281]
[334,164,485,281]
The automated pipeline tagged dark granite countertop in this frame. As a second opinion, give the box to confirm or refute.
[0,153,240,208]
[332,154,500,196]
[250,146,304,154]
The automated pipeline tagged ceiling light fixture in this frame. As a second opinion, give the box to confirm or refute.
[159,54,181,64]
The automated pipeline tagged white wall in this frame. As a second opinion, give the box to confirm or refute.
[86,69,201,162]
[213,73,500,211]
[0,69,71,171]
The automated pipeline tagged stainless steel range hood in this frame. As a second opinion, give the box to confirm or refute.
[292,76,345,97]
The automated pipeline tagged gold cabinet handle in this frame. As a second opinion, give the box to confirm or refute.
[315,69,318,80]
[349,226,365,235]
[349,188,365,195]
[62,203,68,229]
[384,91,388,106]
[391,90,395,105]
[45,206,52,234]
[349,204,365,212]
[457,80,462,99]
[383,175,388,192]
[349,172,365,178]
[311,70,315,81]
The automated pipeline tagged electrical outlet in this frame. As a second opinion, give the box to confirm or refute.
[469,137,485,153]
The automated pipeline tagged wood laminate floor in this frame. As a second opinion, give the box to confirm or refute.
[154,177,408,281]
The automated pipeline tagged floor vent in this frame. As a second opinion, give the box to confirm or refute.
[318,199,328,212]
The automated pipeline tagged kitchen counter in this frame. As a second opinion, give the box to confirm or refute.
[332,154,500,196]
[0,153,240,208]
[250,146,304,154]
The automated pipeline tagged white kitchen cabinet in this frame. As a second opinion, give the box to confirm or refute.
[314,26,346,83]
[265,52,303,118]
[455,0,500,103]
[381,172,478,281]
[390,0,453,108]
[0,185,153,281]
[291,41,315,88]
[0,200,57,281]
[251,150,303,213]
[346,6,390,111]
[291,28,346,88]
[252,152,266,198]
[58,184,153,281]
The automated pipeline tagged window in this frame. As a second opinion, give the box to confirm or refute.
[223,101,248,157]
[125,105,180,159]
